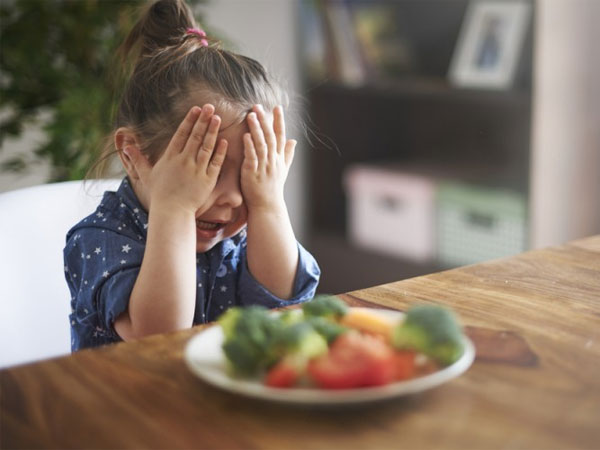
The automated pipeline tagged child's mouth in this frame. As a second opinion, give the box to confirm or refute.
[196,220,222,230]
[195,220,226,238]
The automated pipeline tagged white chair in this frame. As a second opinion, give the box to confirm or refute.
[0,179,121,368]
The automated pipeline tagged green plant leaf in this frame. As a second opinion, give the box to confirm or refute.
[0,0,205,182]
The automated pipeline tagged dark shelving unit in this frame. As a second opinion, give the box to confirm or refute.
[302,1,534,295]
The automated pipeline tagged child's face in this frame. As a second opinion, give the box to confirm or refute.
[192,110,250,253]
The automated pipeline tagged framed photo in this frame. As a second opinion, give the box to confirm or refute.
[449,0,531,89]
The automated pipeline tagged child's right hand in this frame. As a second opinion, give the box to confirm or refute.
[125,104,227,215]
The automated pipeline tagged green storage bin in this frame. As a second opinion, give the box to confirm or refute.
[436,182,527,266]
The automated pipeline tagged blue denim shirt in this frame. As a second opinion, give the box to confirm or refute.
[64,177,320,351]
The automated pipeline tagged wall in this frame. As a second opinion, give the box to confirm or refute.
[531,0,600,247]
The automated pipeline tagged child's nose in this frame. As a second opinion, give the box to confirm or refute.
[214,174,243,209]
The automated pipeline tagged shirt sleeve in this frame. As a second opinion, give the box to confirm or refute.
[64,227,143,338]
[237,241,321,308]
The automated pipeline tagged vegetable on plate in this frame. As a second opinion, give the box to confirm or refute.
[217,296,465,389]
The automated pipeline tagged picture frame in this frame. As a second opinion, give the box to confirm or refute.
[449,0,531,89]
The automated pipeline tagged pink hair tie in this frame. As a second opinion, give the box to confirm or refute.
[186,27,208,47]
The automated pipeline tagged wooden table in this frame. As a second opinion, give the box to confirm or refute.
[2,236,599,449]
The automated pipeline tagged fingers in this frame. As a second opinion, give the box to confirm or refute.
[254,104,277,156]
[245,104,294,171]
[243,132,259,172]
[273,105,286,153]
[284,139,296,167]
[183,104,216,158]
[247,111,267,163]
[206,139,228,178]
[165,106,202,157]
[194,114,221,163]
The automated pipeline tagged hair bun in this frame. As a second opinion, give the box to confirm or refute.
[121,0,197,60]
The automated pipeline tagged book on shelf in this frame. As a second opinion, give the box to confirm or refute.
[350,2,416,81]
[319,0,367,86]
[299,0,328,82]
[300,1,416,86]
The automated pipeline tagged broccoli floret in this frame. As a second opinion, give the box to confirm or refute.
[218,306,283,376]
[278,308,304,326]
[392,304,464,365]
[302,295,348,320]
[269,321,328,363]
[305,316,348,344]
[218,307,242,340]
[266,321,328,375]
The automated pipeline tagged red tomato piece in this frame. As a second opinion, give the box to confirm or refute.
[393,350,416,380]
[307,353,366,389]
[265,360,300,388]
[307,332,397,389]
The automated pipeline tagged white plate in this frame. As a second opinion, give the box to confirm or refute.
[184,308,475,405]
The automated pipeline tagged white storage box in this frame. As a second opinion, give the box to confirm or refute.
[437,182,527,266]
[344,165,436,261]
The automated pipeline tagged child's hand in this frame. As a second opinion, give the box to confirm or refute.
[127,105,227,215]
[241,105,296,212]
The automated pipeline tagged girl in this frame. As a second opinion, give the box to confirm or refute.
[64,0,320,350]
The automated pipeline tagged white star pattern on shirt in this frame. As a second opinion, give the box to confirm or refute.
[96,212,104,218]
[65,177,319,351]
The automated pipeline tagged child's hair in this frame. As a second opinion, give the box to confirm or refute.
[92,0,288,175]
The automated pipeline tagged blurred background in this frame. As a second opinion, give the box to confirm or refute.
[1,0,599,294]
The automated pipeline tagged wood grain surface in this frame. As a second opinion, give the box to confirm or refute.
[2,235,599,449]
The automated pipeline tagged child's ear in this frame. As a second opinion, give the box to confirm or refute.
[115,127,144,181]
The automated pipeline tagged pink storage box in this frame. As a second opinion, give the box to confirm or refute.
[343,165,436,262]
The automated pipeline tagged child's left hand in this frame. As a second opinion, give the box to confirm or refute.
[241,104,296,212]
